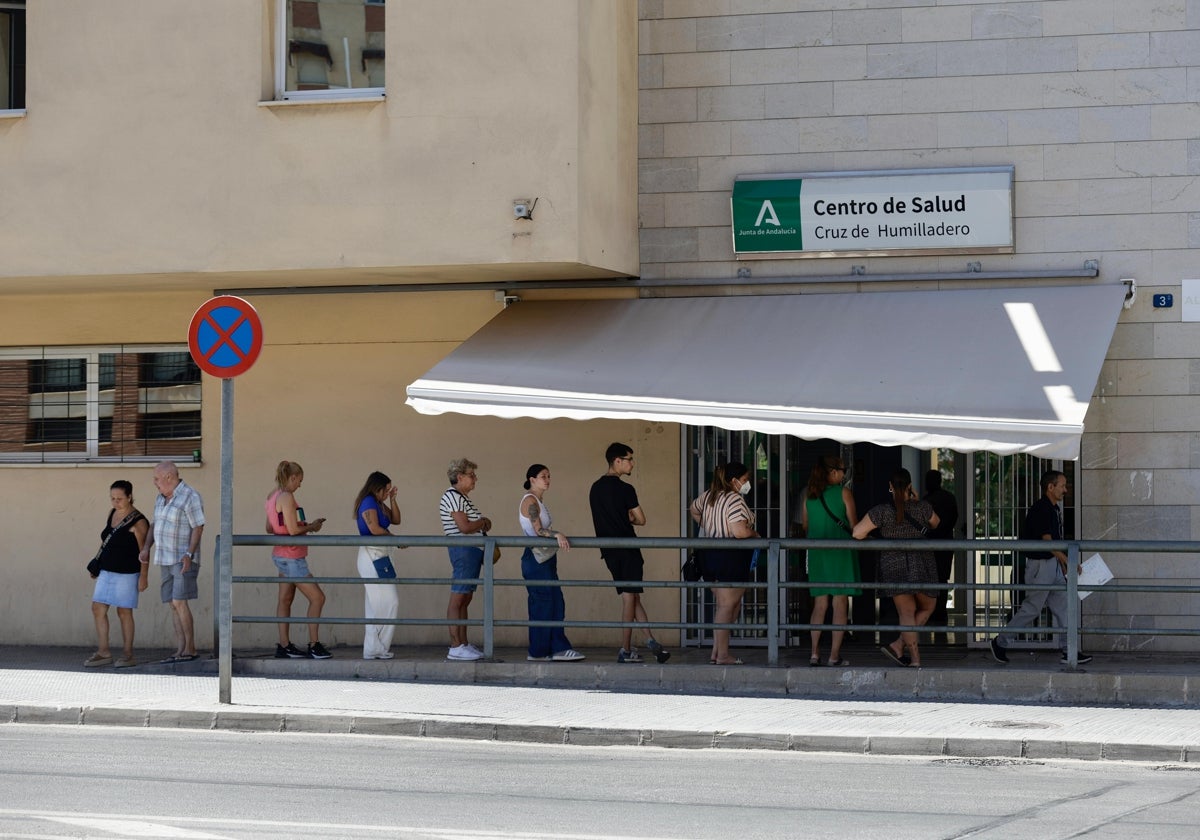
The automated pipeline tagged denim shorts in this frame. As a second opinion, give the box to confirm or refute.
[273,555,312,579]
[448,545,484,594]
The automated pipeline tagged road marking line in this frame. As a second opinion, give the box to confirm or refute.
[0,810,687,840]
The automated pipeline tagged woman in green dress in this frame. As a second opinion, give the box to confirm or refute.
[801,454,860,666]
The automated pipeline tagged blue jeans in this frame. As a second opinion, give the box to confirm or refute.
[521,548,572,657]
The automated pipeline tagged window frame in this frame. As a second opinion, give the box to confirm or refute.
[0,344,202,464]
[274,0,385,102]
[0,0,26,115]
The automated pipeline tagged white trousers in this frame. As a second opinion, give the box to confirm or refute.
[357,546,399,658]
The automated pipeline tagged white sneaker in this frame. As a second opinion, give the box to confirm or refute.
[551,649,586,662]
[526,655,551,661]
[465,643,484,656]
[364,651,394,660]
[447,644,482,661]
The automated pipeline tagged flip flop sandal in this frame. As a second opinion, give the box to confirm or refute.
[84,653,113,667]
[826,658,850,667]
[880,645,906,666]
[809,657,823,667]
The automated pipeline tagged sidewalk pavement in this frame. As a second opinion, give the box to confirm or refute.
[3,642,1199,763]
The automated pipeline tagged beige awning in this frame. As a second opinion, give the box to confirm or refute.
[406,284,1125,458]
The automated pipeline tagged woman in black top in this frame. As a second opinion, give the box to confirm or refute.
[86,480,149,668]
[853,468,939,668]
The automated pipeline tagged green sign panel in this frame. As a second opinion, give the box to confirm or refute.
[731,178,804,253]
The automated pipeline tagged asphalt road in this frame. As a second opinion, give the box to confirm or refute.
[2,724,1199,839]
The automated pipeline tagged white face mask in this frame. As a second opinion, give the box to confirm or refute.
[738,479,752,496]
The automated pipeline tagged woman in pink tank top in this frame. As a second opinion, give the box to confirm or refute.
[266,460,330,660]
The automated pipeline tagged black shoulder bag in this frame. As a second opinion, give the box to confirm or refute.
[818,495,853,536]
[892,504,929,537]
[904,512,929,537]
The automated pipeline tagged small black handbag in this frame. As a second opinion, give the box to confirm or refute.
[87,511,139,578]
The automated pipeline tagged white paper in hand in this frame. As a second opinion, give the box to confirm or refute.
[1078,553,1114,600]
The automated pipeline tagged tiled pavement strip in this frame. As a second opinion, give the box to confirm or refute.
[3,645,1199,763]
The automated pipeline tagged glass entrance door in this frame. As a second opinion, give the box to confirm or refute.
[683,426,981,651]
[682,427,782,647]
[967,452,1076,648]
[682,428,855,649]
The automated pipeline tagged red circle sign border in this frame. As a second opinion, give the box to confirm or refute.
[188,295,264,379]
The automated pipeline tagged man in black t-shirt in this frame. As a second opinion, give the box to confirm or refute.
[924,470,959,638]
[589,442,670,664]
[990,470,1092,665]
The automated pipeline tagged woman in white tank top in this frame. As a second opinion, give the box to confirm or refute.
[518,464,585,662]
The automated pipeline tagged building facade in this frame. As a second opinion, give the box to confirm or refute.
[3,1,1198,654]
[636,0,1200,651]
[1,0,658,651]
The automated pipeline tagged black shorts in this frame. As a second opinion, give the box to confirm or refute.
[699,547,753,584]
[603,549,644,594]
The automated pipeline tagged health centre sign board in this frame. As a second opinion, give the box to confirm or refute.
[731,166,1014,258]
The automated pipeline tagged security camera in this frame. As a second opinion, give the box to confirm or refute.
[513,197,536,220]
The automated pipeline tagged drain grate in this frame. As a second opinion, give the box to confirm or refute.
[822,709,901,718]
[935,758,1043,767]
[973,719,1061,730]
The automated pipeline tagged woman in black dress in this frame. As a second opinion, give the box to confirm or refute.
[853,468,940,668]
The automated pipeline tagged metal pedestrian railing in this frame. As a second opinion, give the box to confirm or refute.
[215,533,1200,703]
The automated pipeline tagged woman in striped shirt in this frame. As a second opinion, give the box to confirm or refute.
[690,461,758,666]
[439,458,493,661]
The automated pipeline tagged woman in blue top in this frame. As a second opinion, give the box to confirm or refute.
[354,471,402,660]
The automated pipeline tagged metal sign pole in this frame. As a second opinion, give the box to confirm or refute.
[218,377,234,703]
[186,295,261,706]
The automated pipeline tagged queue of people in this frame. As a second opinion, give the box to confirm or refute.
[84,452,1077,670]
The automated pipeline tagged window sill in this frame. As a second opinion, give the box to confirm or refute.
[0,109,27,120]
[258,94,385,109]
[0,459,203,468]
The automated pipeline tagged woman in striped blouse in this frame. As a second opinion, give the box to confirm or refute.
[439,457,493,662]
[690,461,758,666]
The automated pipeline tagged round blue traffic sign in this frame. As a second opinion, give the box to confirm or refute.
[188,296,264,378]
